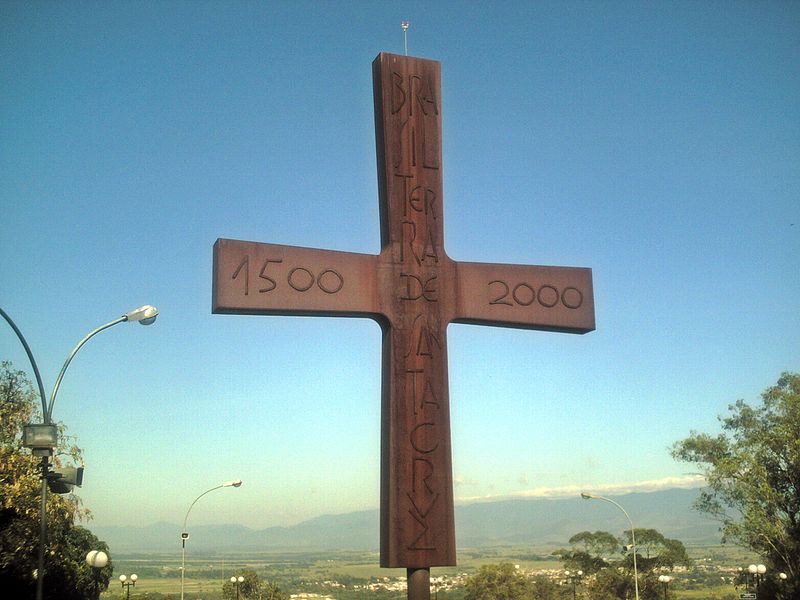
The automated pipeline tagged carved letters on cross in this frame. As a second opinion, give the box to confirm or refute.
[212,53,595,568]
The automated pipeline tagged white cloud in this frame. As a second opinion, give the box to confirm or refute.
[455,474,705,504]
[453,475,481,487]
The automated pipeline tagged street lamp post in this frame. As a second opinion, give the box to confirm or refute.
[180,479,243,600]
[747,564,757,590]
[736,567,745,589]
[119,574,138,600]
[747,564,766,592]
[85,550,108,600]
[230,575,245,600]
[564,570,583,600]
[581,493,640,600]
[779,571,788,595]
[658,575,672,600]
[1,305,158,600]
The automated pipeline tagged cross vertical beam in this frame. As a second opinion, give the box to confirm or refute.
[373,53,456,568]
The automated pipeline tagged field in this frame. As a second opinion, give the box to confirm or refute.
[98,544,757,599]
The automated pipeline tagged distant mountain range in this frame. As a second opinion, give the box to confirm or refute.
[93,488,721,555]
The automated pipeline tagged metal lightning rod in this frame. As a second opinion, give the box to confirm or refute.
[401,20,410,55]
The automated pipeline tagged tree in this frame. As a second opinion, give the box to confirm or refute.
[463,563,536,600]
[557,528,689,600]
[260,580,289,600]
[530,574,568,600]
[44,526,112,600]
[557,528,688,576]
[0,361,111,599]
[555,530,618,574]
[586,568,669,600]
[672,372,800,598]
[587,567,636,600]
[620,528,691,572]
[569,530,619,557]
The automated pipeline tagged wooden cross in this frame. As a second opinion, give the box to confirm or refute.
[213,53,594,571]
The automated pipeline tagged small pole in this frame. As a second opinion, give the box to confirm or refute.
[401,21,410,56]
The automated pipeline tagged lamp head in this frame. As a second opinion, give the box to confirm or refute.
[748,564,758,574]
[86,550,108,568]
[580,493,593,500]
[224,479,243,488]
[125,305,158,325]
[23,423,58,453]
[757,564,766,574]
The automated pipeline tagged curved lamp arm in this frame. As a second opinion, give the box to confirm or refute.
[48,316,124,421]
[47,305,158,421]
[0,307,48,418]
[2,305,158,423]
[183,479,243,532]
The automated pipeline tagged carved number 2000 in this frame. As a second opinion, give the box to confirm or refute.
[488,280,583,309]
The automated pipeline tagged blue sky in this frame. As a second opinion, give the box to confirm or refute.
[1,1,798,531]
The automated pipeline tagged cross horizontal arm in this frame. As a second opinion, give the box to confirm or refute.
[451,261,595,333]
[213,238,380,318]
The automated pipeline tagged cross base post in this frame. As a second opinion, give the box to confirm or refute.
[407,568,431,600]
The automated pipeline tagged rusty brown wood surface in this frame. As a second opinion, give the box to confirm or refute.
[212,52,595,570]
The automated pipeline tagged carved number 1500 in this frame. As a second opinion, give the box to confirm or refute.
[231,255,344,295]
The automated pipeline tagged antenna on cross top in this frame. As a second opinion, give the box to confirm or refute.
[401,20,410,56]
